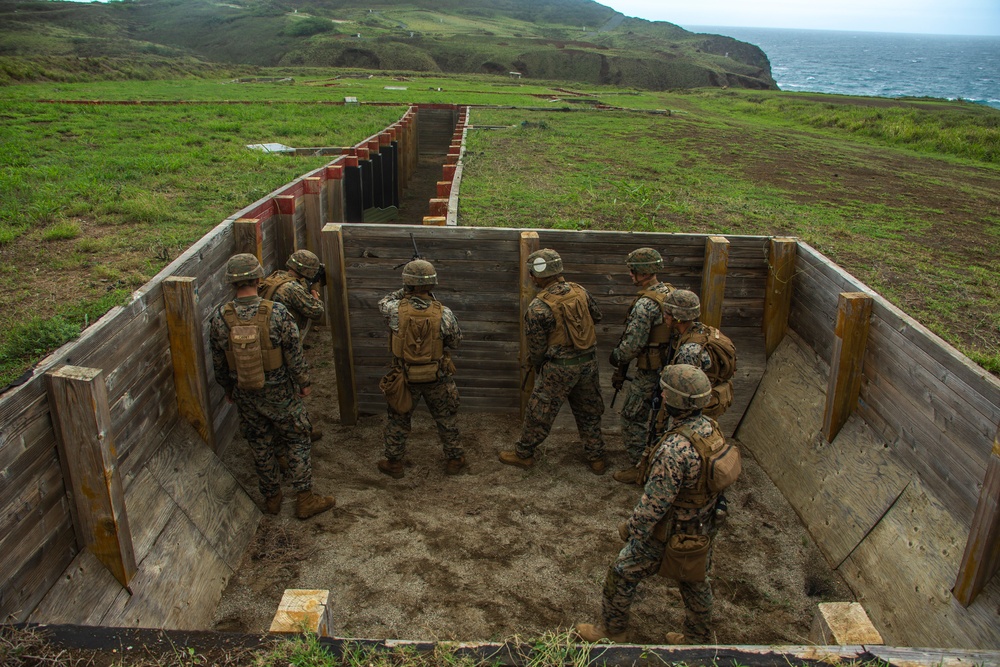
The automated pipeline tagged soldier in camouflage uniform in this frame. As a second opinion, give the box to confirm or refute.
[377,259,466,478]
[576,365,721,645]
[664,290,733,419]
[498,248,607,474]
[609,248,675,484]
[209,253,336,520]
[259,249,326,444]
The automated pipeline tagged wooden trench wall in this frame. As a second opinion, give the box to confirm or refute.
[1,97,998,648]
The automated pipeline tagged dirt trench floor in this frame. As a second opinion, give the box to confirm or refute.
[213,329,854,645]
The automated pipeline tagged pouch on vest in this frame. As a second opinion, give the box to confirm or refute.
[539,284,597,350]
[229,324,266,391]
[632,288,672,370]
[658,533,711,582]
[390,299,445,384]
[379,366,413,414]
[704,380,734,419]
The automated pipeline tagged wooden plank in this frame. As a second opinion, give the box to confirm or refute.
[45,366,136,591]
[327,165,345,223]
[763,237,797,358]
[233,218,263,261]
[954,425,1000,607]
[163,277,216,450]
[519,232,540,418]
[823,292,873,442]
[735,332,909,568]
[145,421,260,570]
[273,195,296,271]
[304,176,324,258]
[840,478,1000,649]
[323,224,358,425]
[700,236,729,329]
[0,523,77,622]
[0,464,69,586]
[716,331,766,438]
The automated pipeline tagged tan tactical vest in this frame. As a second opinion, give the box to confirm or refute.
[259,272,297,301]
[221,301,284,388]
[642,420,740,510]
[537,283,597,350]
[390,298,445,383]
[630,287,673,370]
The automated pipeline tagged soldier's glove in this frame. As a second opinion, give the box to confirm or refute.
[618,521,630,542]
[611,367,626,391]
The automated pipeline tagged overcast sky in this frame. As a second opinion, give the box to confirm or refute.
[598,0,1000,36]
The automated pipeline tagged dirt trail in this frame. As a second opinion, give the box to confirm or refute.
[213,327,853,644]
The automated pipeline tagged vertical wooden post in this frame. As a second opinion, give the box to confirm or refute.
[326,165,344,223]
[321,223,358,425]
[763,237,797,358]
[303,176,323,257]
[822,292,873,442]
[46,366,136,590]
[519,231,540,418]
[163,277,216,450]
[954,424,1000,606]
[233,218,262,261]
[428,198,448,217]
[700,236,730,329]
[273,195,296,270]
[343,155,363,223]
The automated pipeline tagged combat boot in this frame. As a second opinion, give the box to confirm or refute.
[589,458,607,475]
[665,630,713,645]
[264,491,282,515]
[613,467,640,484]
[574,623,629,643]
[445,456,467,475]
[378,458,405,479]
[295,490,335,519]
[310,428,323,442]
[498,450,534,469]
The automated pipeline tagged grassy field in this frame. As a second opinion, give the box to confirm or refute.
[1,72,998,386]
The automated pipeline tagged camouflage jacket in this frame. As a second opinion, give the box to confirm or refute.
[626,413,717,542]
[610,280,674,366]
[670,321,713,373]
[378,288,463,349]
[263,270,324,328]
[525,279,602,367]
[209,295,309,393]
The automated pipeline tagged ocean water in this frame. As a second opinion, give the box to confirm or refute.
[689,26,1000,110]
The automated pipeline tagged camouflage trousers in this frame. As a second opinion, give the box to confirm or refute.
[619,367,662,465]
[384,376,462,460]
[516,358,605,461]
[233,380,313,497]
[601,536,714,641]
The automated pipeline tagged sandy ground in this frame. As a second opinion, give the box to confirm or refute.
[213,327,854,644]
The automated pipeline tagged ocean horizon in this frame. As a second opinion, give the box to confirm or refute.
[688,26,1000,110]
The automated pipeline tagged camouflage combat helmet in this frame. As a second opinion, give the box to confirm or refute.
[287,249,321,280]
[402,259,438,286]
[526,248,563,278]
[660,364,713,410]
[664,289,701,321]
[225,253,264,284]
[625,247,663,273]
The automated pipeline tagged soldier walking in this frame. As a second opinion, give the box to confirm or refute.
[377,259,466,478]
[209,253,336,519]
[609,248,674,484]
[498,248,607,474]
[575,365,736,645]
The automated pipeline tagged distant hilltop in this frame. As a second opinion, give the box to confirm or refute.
[0,0,777,90]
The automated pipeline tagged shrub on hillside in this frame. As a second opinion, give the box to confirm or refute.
[284,16,335,38]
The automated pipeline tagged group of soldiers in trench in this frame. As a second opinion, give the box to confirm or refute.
[211,245,740,645]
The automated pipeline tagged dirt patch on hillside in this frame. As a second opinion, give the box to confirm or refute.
[213,331,853,644]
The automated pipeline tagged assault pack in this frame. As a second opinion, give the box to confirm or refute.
[390,298,447,383]
[660,421,741,509]
[537,283,597,350]
[222,302,283,390]
[675,324,737,416]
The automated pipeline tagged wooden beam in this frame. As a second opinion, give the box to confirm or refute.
[822,292,873,442]
[428,198,448,217]
[273,195,296,270]
[45,365,136,590]
[763,237,797,358]
[519,231,540,419]
[326,165,344,223]
[954,424,1000,606]
[422,216,446,226]
[303,176,324,257]
[163,277,217,450]
[700,235,730,329]
[321,223,358,425]
[233,218,262,261]
[269,589,334,637]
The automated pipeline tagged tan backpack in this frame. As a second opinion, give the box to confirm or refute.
[677,325,737,384]
[671,422,741,509]
[222,302,283,390]
[538,283,597,350]
[390,298,445,383]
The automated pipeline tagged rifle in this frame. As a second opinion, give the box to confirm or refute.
[610,361,631,408]
[392,232,422,269]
